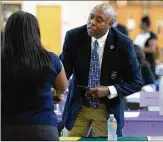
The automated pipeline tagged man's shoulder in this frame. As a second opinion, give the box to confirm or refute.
[67,25,87,36]
[117,23,127,29]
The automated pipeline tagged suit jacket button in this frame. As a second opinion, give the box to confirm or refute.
[110,45,114,49]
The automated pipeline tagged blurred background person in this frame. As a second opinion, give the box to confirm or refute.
[124,44,156,110]
[134,44,155,85]
[1,11,68,141]
[135,16,158,79]
[112,14,128,36]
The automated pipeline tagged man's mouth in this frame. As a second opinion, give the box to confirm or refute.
[88,26,96,31]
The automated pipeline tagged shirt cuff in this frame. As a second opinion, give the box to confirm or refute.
[107,86,118,99]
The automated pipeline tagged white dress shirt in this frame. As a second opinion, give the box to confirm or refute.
[91,30,118,99]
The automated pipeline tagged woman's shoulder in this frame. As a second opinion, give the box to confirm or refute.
[48,52,59,59]
[48,52,61,64]
[48,52,62,74]
[149,31,157,39]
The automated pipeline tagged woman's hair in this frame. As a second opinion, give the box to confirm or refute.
[1,11,51,96]
[141,16,151,27]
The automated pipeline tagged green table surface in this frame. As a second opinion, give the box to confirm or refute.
[79,137,148,141]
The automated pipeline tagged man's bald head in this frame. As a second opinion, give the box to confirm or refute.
[92,4,117,22]
[87,4,117,38]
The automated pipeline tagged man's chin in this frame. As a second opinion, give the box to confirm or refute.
[87,30,96,37]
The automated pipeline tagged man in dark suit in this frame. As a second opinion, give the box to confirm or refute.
[60,4,143,137]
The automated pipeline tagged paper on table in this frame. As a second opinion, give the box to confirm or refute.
[141,85,156,92]
[124,112,140,118]
[60,137,80,141]
[126,92,140,99]
[148,106,160,111]
[140,91,159,107]
[126,92,140,103]
[147,136,163,140]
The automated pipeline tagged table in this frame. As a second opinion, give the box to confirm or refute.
[57,111,163,137]
[60,136,163,141]
[56,96,163,137]
[60,137,148,141]
[123,111,163,136]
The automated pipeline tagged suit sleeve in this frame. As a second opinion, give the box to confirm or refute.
[60,31,73,80]
[114,40,143,99]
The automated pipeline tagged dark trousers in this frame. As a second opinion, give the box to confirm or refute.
[57,121,64,136]
[1,125,59,141]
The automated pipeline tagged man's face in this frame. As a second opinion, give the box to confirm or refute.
[87,7,113,39]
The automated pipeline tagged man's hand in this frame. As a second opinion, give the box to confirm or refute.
[87,85,110,98]
[51,88,63,104]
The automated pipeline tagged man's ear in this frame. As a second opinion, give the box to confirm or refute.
[107,21,114,28]
[109,20,115,27]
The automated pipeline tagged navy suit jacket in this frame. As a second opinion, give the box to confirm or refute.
[60,25,143,136]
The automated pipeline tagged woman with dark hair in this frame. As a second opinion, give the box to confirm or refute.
[135,16,158,78]
[1,11,68,141]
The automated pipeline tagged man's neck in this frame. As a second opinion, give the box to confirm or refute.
[142,28,150,33]
[93,29,110,39]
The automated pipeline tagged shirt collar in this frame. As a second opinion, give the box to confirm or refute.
[91,29,109,47]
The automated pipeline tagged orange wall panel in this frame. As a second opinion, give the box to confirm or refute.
[113,6,143,41]
[37,6,61,56]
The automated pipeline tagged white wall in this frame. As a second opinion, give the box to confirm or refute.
[22,1,103,46]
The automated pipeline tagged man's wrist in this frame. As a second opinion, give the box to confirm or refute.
[106,86,110,97]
